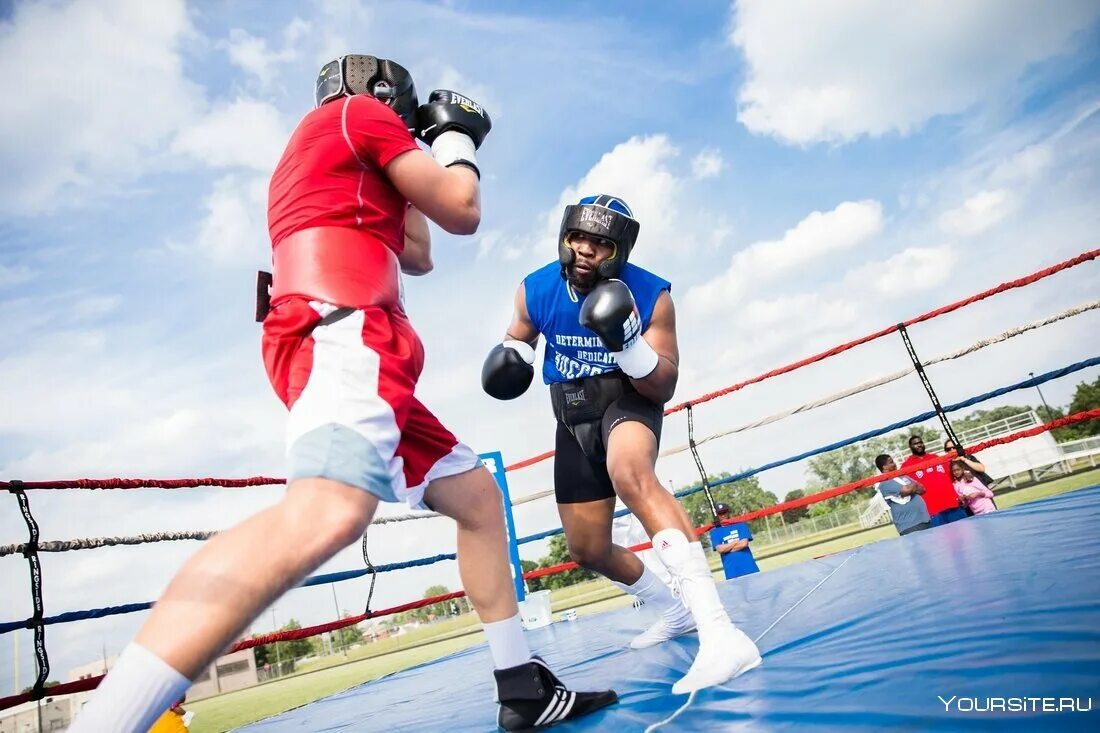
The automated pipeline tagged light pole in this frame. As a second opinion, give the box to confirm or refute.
[330,583,347,657]
[271,607,282,679]
[1029,372,1054,420]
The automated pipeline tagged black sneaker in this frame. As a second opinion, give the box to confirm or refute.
[494,656,618,731]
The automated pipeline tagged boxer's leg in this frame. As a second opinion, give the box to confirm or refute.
[71,485,382,733]
[72,304,408,732]
[557,497,695,649]
[558,497,644,583]
[425,466,530,668]
[605,397,761,693]
[408,402,617,729]
[552,420,646,584]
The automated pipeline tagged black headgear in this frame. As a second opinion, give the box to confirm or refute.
[558,194,640,281]
[315,55,418,129]
[715,503,731,516]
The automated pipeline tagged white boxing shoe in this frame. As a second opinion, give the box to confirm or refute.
[629,613,697,650]
[672,625,762,695]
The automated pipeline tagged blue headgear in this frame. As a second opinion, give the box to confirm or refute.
[558,194,640,280]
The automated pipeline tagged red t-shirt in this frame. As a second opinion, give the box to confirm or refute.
[900,453,958,516]
[268,95,420,252]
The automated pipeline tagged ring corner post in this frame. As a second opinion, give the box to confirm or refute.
[479,451,525,602]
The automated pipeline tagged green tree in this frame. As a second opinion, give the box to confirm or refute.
[20,681,59,695]
[308,610,366,656]
[1060,376,1100,439]
[953,405,1038,435]
[781,490,809,523]
[253,619,313,666]
[335,611,364,648]
[678,474,777,535]
[413,584,454,621]
[521,559,545,593]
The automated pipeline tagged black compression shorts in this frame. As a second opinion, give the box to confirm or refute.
[553,391,664,504]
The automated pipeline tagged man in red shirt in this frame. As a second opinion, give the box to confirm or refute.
[900,435,968,527]
[72,55,614,733]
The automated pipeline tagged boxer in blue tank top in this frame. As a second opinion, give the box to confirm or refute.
[481,195,762,695]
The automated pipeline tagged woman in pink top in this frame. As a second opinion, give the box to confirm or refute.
[952,460,997,515]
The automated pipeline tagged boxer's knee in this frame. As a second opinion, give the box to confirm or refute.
[428,467,503,532]
[567,535,614,572]
[608,460,658,507]
[284,477,376,552]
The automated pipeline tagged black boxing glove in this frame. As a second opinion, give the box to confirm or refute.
[482,340,535,400]
[578,279,659,379]
[416,90,492,177]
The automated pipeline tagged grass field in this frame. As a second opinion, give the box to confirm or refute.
[188,469,1100,732]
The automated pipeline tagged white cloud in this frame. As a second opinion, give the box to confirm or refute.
[433,65,502,120]
[691,148,725,179]
[0,0,203,214]
[685,199,884,314]
[474,229,523,261]
[938,189,1015,237]
[704,292,862,375]
[225,19,310,87]
[72,295,123,320]
[731,0,1100,145]
[0,264,35,289]
[172,99,291,172]
[166,175,270,265]
[737,293,858,332]
[991,144,1055,185]
[849,246,959,296]
[539,135,684,256]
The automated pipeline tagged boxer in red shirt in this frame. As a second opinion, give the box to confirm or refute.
[72,55,614,733]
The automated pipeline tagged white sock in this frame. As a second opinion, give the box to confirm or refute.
[482,613,532,670]
[652,528,732,631]
[68,642,191,733]
[613,565,690,623]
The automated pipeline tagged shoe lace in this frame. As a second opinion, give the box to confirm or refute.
[669,574,685,602]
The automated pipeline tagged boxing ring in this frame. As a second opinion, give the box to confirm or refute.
[242,486,1100,732]
[2,249,1099,731]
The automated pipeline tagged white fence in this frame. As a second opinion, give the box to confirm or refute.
[958,410,1065,483]
[859,492,892,529]
[752,505,865,548]
[1059,435,1100,469]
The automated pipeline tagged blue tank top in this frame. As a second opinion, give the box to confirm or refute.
[523,261,671,384]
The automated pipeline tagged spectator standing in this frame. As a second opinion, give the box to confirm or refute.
[874,455,932,536]
[951,461,998,515]
[901,436,968,526]
[943,439,995,487]
[707,504,760,580]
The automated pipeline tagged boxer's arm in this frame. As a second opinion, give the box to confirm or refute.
[386,150,481,235]
[631,290,679,404]
[400,206,433,275]
[482,284,540,400]
[506,283,541,346]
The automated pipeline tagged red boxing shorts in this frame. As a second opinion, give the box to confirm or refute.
[262,297,480,508]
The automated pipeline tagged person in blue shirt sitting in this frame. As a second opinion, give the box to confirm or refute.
[708,504,760,580]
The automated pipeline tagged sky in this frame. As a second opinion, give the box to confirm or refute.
[2,0,1099,695]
